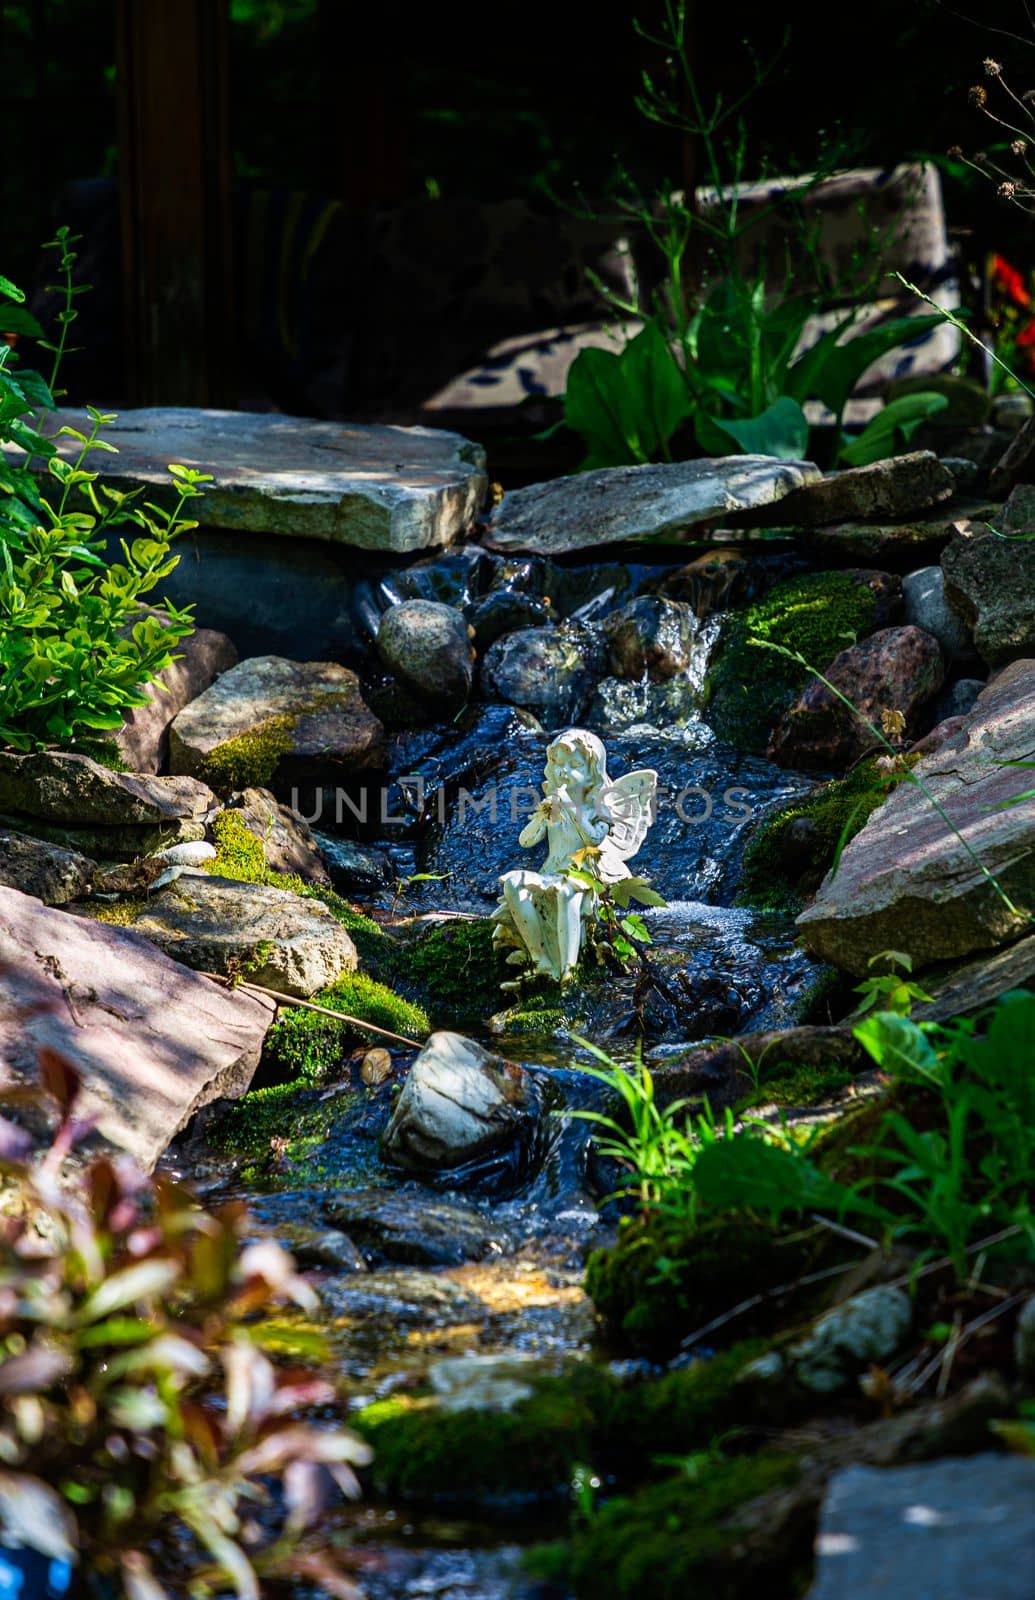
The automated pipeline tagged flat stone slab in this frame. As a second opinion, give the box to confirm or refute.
[0,751,214,826]
[483,456,822,555]
[0,885,274,1169]
[20,408,488,553]
[91,870,358,999]
[323,1189,515,1268]
[773,450,955,527]
[797,658,1035,974]
[808,1455,1035,1599]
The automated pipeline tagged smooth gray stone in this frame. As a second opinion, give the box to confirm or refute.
[808,1455,1035,1599]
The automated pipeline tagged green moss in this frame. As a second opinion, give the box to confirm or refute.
[352,1342,780,1505]
[264,971,429,1080]
[585,1214,818,1358]
[562,1452,805,1600]
[79,895,146,926]
[733,1059,854,1115]
[69,737,129,772]
[400,917,509,1020]
[704,571,881,752]
[494,1005,568,1036]
[207,1080,340,1181]
[196,714,296,794]
[738,759,896,914]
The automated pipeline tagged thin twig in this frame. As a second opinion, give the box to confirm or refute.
[208,976,423,1049]
[809,1213,880,1250]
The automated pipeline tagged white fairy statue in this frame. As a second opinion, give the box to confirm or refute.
[493,729,658,986]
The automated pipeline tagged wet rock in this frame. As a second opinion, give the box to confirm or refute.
[768,626,945,769]
[169,655,385,795]
[773,451,955,526]
[902,566,976,661]
[808,1455,1035,1600]
[0,885,273,1168]
[20,407,487,552]
[103,869,358,998]
[480,623,604,727]
[224,787,330,883]
[941,522,1035,666]
[653,1025,866,1109]
[789,1285,912,1393]
[926,677,985,725]
[467,590,552,649]
[603,596,695,680]
[314,833,393,892]
[656,548,754,615]
[1014,1294,1035,1386]
[382,1031,539,1183]
[0,750,214,828]
[797,658,1035,973]
[797,509,990,564]
[272,1224,369,1274]
[360,1047,393,1086]
[320,1266,486,1329]
[428,1353,539,1412]
[323,1188,515,1267]
[378,545,496,611]
[376,598,475,711]
[0,829,95,905]
[484,455,822,556]
[116,623,238,773]
[585,674,701,732]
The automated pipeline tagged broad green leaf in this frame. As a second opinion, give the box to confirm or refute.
[0,306,44,338]
[564,319,693,468]
[852,1012,940,1076]
[786,313,947,416]
[839,391,949,467]
[708,395,810,460]
[692,1136,858,1220]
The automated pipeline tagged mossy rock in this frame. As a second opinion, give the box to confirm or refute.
[264,971,430,1080]
[395,917,510,1021]
[737,758,899,914]
[735,1057,855,1111]
[196,714,298,794]
[703,570,891,752]
[206,809,384,964]
[557,1452,806,1600]
[584,1214,819,1358]
[352,1340,783,1506]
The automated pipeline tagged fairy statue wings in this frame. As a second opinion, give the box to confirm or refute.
[597,769,658,880]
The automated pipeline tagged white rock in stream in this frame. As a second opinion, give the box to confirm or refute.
[382,1031,538,1175]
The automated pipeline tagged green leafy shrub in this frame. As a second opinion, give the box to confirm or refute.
[0,233,205,752]
[0,1047,369,1597]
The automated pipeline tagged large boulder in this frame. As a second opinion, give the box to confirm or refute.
[168,656,385,796]
[0,885,273,1169]
[12,407,488,552]
[116,623,238,774]
[768,625,945,770]
[382,1031,539,1184]
[483,456,821,556]
[376,598,475,711]
[941,518,1035,666]
[796,658,1035,973]
[92,870,358,999]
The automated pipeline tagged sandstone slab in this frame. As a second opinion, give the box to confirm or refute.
[20,408,488,553]
[941,521,1035,666]
[0,830,95,905]
[106,870,358,998]
[168,656,385,795]
[0,885,273,1168]
[117,624,238,773]
[483,455,822,556]
[796,658,1035,973]
[0,751,214,827]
